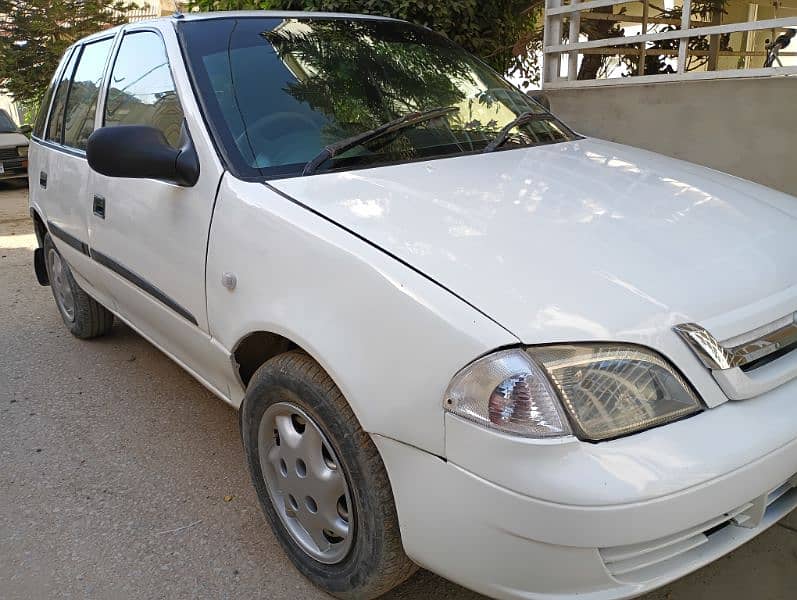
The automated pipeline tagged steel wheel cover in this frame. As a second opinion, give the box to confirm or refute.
[258,401,354,564]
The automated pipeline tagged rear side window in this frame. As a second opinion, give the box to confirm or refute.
[46,50,79,143]
[105,31,184,148]
[63,38,114,150]
[33,49,73,139]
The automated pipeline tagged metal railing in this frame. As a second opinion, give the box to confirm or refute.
[542,0,797,88]
[108,4,160,23]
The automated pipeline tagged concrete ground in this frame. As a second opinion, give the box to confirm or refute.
[1,181,796,600]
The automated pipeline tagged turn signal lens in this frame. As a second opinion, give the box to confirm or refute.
[444,349,571,438]
[17,145,28,158]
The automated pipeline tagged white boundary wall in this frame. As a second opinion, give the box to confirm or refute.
[545,76,797,195]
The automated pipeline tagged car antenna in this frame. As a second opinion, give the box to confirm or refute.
[171,0,184,18]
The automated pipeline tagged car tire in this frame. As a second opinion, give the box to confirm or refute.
[43,233,114,339]
[241,351,417,599]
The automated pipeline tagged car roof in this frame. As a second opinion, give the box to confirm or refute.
[173,10,400,23]
[71,11,403,49]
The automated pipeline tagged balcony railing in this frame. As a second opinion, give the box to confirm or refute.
[542,0,797,88]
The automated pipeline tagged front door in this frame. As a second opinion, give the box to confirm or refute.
[87,26,229,397]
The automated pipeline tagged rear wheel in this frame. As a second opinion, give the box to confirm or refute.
[241,351,417,598]
[43,233,114,339]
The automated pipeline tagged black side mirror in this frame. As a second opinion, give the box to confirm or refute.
[86,121,200,187]
[530,93,551,111]
[17,124,32,135]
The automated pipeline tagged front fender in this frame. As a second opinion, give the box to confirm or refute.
[206,174,517,456]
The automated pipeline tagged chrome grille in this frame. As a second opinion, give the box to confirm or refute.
[674,313,797,399]
[674,315,797,371]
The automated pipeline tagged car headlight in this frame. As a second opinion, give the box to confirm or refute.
[17,145,28,158]
[445,344,702,441]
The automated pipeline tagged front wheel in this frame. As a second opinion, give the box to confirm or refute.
[241,351,417,598]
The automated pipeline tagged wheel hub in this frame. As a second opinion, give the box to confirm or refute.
[258,402,354,564]
[48,249,75,322]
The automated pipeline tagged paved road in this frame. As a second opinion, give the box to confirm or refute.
[2,181,796,600]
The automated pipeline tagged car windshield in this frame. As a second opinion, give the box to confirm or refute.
[178,16,577,179]
[0,110,17,133]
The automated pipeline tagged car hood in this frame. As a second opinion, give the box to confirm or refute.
[271,138,797,345]
[0,132,28,147]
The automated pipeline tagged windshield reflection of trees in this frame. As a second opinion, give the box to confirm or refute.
[261,20,534,158]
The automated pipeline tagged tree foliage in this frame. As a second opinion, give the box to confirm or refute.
[0,0,132,107]
[187,0,541,86]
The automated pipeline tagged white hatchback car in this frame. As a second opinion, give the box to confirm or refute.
[29,11,797,600]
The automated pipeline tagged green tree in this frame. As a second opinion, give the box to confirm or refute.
[0,0,133,108]
[187,0,540,87]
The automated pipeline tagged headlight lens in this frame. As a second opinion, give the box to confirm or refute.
[17,145,28,157]
[528,345,702,441]
[445,345,702,441]
[444,349,571,438]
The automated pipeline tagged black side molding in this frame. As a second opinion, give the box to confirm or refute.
[48,221,89,256]
[45,220,197,326]
[89,248,198,326]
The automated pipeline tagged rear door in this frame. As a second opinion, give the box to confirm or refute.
[33,36,115,284]
[86,25,229,395]
[29,45,72,230]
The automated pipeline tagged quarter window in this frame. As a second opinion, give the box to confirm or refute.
[105,32,184,148]
[46,49,79,143]
[63,38,114,150]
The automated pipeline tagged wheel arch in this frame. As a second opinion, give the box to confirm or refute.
[29,206,47,247]
[232,330,302,389]
[231,328,376,448]
[30,207,50,286]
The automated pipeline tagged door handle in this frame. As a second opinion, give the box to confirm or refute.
[39,171,47,188]
[93,195,106,219]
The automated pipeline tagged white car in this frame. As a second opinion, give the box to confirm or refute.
[0,109,30,181]
[29,11,797,600]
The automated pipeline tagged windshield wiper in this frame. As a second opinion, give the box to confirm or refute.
[302,106,459,176]
[483,111,557,153]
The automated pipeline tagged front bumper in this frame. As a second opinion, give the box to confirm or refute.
[0,157,28,180]
[374,379,797,599]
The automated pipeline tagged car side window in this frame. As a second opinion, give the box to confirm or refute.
[46,49,79,144]
[105,31,185,148]
[33,49,73,139]
[62,38,114,150]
